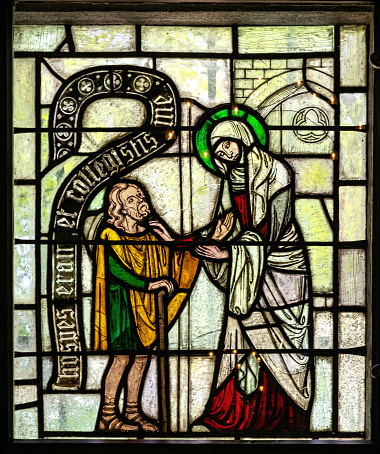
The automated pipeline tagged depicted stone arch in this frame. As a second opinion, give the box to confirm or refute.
[47,66,180,391]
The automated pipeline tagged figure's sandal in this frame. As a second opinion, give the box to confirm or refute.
[125,404,159,432]
[99,402,139,432]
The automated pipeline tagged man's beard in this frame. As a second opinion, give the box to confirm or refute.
[125,206,149,223]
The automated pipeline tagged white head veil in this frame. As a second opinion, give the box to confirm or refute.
[210,120,255,148]
[209,120,255,174]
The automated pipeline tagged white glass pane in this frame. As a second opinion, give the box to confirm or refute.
[238,26,334,53]
[339,313,366,349]
[14,385,38,405]
[14,25,66,52]
[339,249,366,306]
[14,357,37,381]
[340,93,367,127]
[142,26,232,53]
[85,356,109,391]
[156,58,230,107]
[45,57,153,79]
[338,354,365,432]
[340,25,367,87]
[14,245,35,305]
[314,312,333,349]
[72,26,136,52]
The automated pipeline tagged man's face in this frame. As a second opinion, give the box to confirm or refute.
[214,140,241,162]
[121,185,150,221]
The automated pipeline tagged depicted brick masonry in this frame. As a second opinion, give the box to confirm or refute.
[233,59,303,104]
[233,58,333,105]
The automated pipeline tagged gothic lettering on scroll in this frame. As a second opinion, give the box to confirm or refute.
[52,305,82,390]
[49,65,180,391]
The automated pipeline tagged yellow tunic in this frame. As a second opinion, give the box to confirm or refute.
[94,227,199,350]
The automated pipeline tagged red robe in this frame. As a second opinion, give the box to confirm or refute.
[201,194,309,433]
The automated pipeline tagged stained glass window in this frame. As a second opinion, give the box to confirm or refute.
[12,18,374,442]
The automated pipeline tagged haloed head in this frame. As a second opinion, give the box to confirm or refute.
[214,139,241,162]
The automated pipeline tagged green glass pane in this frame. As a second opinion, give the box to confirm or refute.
[142,26,232,53]
[14,25,66,52]
[14,186,36,240]
[14,59,35,128]
[14,310,37,352]
[72,26,136,52]
[339,131,366,180]
[14,134,36,180]
[295,199,333,293]
[211,109,229,121]
[340,25,367,87]
[14,408,38,439]
[339,186,366,241]
[43,395,101,431]
[238,26,334,53]
[41,133,49,173]
[40,299,52,352]
[310,357,333,432]
[285,158,333,195]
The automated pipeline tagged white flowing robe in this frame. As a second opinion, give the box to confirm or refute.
[203,146,312,411]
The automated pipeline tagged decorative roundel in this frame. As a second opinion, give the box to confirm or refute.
[293,107,329,143]
[133,75,152,93]
[104,73,123,91]
[59,97,78,115]
[78,77,95,96]
[55,123,73,142]
[194,103,269,174]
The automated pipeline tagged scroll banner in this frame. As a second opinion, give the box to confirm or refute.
[48,66,180,390]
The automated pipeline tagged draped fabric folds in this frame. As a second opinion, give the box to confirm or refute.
[94,227,199,350]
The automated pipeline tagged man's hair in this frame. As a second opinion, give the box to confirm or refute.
[107,181,146,231]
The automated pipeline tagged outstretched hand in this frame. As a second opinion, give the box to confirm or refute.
[195,245,229,260]
[211,211,234,241]
[148,219,174,241]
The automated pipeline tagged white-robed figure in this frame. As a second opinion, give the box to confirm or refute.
[192,105,313,432]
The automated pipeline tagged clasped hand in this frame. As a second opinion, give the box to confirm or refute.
[195,211,234,260]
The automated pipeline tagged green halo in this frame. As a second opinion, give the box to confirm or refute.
[195,104,268,173]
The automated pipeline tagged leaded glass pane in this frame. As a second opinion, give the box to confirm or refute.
[12,21,370,441]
